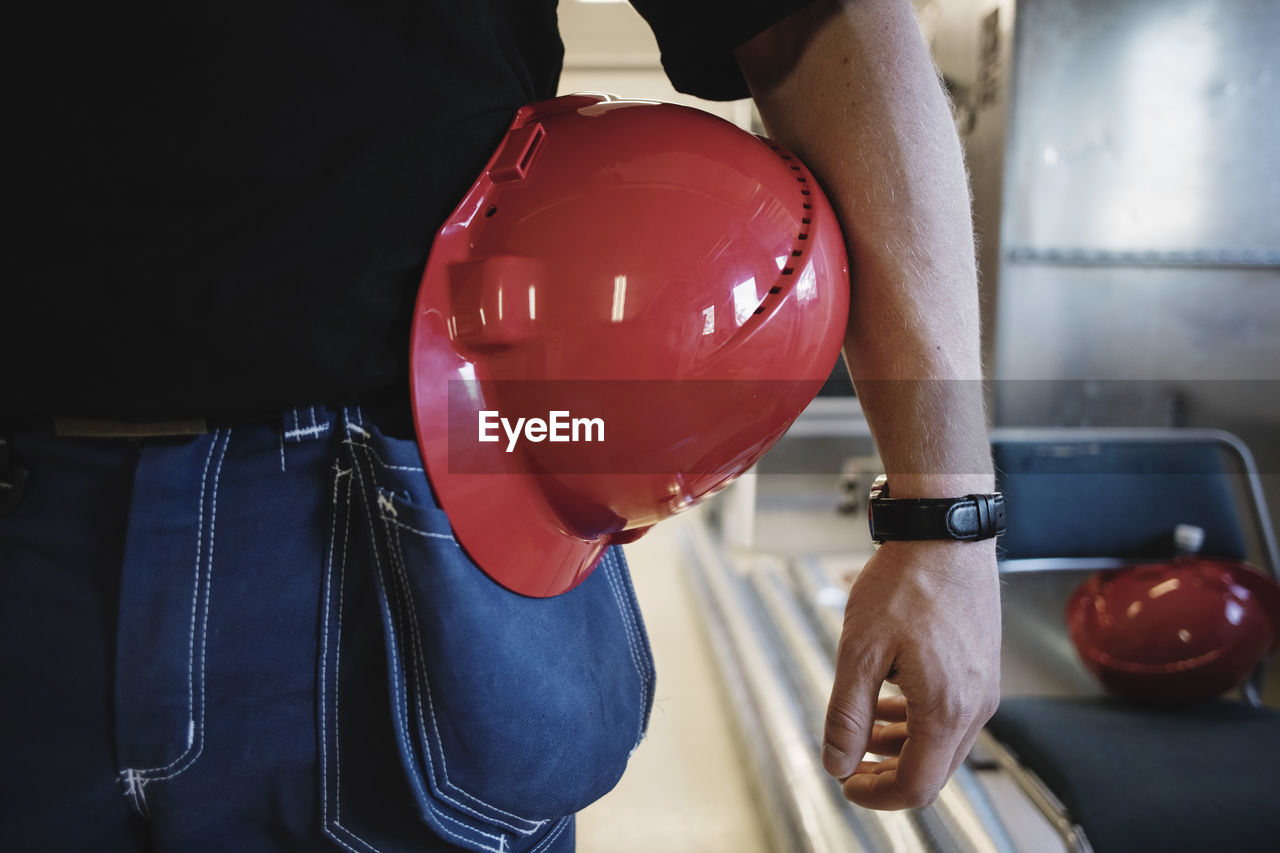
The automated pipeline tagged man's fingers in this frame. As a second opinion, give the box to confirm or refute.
[896,722,965,806]
[854,756,899,776]
[822,649,888,780]
[842,761,914,809]
[844,685,999,809]
[843,725,959,810]
[875,694,908,723]
[867,721,909,757]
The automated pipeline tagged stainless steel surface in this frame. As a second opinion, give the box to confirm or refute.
[681,515,883,853]
[1000,0,1279,255]
[998,557,1133,574]
[749,561,841,738]
[749,562,935,853]
[998,570,1103,698]
[990,265,1280,383]
[989,0,1280,452]
[789,551,849,658]
[920,767,1022,853]
[1004,248,1280,269]
[975,733,1093,853]
[931,0,1280,540]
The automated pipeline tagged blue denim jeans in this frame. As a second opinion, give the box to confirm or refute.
[0,408,654,852]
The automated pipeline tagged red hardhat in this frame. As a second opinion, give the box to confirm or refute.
[1067,557,1280,704]
[409,94,849,596]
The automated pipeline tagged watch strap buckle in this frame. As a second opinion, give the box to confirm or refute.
[945,493,1006,541]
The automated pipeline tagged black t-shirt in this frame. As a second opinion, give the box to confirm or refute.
[4,0,812,420]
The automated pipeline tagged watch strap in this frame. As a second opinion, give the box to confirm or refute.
[871,493,1006,542]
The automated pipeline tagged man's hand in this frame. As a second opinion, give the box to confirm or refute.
[821,540,1001,809]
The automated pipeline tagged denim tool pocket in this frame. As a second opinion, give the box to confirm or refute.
[321,418,654,853]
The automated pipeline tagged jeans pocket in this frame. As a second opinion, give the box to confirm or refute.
[322,420,653,853]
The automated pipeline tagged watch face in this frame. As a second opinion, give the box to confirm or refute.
[868,474,888,502]
[867,474,888,544]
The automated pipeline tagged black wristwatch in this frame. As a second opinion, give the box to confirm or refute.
[867,475,1005,544]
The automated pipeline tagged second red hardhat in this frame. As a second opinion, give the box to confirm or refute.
[1067,556,1280,704]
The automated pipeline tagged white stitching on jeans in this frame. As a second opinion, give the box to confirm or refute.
[359,438,544,832]
[140,429,229,783]
[122,430,228,786]
[356,438,529,842]
[139,432,217,769]
[121,769,151,818]
[528,815,572,853]
[325,417,389,850]
[348,440,507,852]
[625,549,656,739]
[284,423,331,441]
[375,476,545,835]
[612,549,655,683]
[611,550,655,750]
[605,552,647,695]
[600,552,651,752]
[387,518,453,541]
[321,465,384,853]
[366,469,509,852]
[340,438,423,473]
[373,463,649,837]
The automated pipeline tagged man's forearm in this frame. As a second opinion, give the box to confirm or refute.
[736,0,992,497]
[736,2,1003,809]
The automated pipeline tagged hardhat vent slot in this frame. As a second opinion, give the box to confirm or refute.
[489,123,547,183]
[518,127,544,172]
[751,141,823,323]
